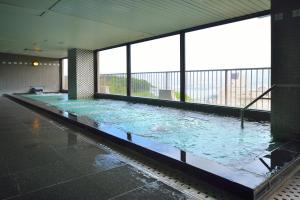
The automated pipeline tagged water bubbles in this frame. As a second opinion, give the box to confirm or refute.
[24,93,274,168]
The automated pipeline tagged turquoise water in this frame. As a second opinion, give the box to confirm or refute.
[24,93,275,167]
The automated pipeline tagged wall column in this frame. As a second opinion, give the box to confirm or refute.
[68,48,94,99]
[271,0,300,140]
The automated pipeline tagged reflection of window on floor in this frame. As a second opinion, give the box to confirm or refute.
[62,59,68,90]
[131,35,180,101]
[98,46,127,95]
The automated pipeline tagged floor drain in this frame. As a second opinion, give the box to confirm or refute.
[269,171,300,200]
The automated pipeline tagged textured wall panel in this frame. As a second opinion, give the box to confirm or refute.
[271,0,300,140]
[68,49,77,99]
[68,49,94,99]
[0,53,60,95]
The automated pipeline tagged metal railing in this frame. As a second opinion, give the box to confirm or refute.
[131,71,180,99]
[99,73,127,95]
[185,67,271,110]
[240,84,276,128]
[99,67,271,110]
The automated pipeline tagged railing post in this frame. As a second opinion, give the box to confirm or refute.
[180,33,186,102]
[241,109,244,129]
[165,72,168,90]
[126,44,131,96]
[225,70,228,105]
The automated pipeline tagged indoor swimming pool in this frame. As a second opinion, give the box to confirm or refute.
[23,93,276,169]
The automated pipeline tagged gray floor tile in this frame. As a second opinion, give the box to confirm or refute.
[0,175,20,199]
[0,130,36,144]
[112,181,195,200]
[14,160,81,193]
[12,164,156,200]
[11,175,112,200]
[5,143,62,173]
[88,165,156,199]
[0,124,30,132]
[0,156,9,177]
[55,143,125,175]
[27,128,67,143]
[48,133,93,151]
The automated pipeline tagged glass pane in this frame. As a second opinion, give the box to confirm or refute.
[185,16,271,110]
[62,59,68,90]
[131,35,180,100]
[98,46,127,95]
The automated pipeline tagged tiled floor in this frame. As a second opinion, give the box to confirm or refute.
[0,97,196,200]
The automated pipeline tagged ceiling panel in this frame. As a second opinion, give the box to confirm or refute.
[52,0,270,35]
[0,2,151,58]
[0,0,270,58]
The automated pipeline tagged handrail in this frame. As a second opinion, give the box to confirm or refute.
[99,67,271,75]
[240,84,276,128]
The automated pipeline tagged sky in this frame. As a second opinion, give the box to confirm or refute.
[65,16,271,75]
[62,58,68,76]
[186,16,270,70]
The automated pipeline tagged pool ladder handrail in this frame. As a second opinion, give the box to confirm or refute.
[241,84,277,129]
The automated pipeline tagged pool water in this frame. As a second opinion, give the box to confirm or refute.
[24,93,276,167]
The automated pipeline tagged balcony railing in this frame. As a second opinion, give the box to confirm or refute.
[99,67,271,110]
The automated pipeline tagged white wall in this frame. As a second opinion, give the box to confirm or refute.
[0,53,60,95]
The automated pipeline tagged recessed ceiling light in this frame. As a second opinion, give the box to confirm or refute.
[32,61,39,67]
[24,48,42,52]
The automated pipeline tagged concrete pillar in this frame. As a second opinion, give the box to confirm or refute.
[68,48,94,99]
[271,0,300,140]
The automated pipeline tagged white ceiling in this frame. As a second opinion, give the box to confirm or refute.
[0,0,270,58]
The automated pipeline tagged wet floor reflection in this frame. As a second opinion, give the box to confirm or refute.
[61,111,69,118]
[127,132,132,141]
[68,133,77,146]
[270,148,298,170]
[68,113,77,120]
[180,150,186,163]
[93,121,100,129]
[31,117,40,136]
[243,143,300,177]
[32,118,40,129]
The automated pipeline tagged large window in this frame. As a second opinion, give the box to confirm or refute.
[98,46,127,95]
[62,58,68,90]
[131,35,180,100]
[185,16,270,109]
[95,16,271,111]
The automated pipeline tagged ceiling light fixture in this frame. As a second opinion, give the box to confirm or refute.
[32,61,39,67]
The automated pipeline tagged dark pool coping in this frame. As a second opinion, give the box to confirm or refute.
[5,94,300,200]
